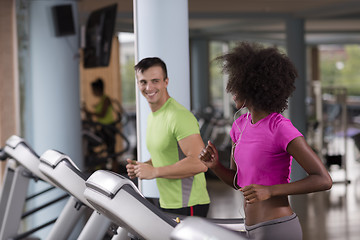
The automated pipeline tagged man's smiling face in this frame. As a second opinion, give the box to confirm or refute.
[136,65,169,112]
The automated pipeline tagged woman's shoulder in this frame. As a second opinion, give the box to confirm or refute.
[268,113,293,130]
[267,113,302,141]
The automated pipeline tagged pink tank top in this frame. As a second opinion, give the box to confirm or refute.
[230,112,303,187]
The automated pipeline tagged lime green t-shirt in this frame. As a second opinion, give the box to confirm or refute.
[94,95,114,125]
[146,98,210,209]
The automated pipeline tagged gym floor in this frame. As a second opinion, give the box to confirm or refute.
[206,138,360,240]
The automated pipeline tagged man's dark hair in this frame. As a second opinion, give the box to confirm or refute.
[134,57,168,79]
[91,78,104,92]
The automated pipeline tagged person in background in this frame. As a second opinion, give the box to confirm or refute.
[84,78,114,125]
[199,42,332,239]
[126,57,210,217]
[83,78,116,167]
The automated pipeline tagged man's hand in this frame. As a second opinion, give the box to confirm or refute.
[126,159,157,179]
[134,163,158,179]
[126,159,137,179]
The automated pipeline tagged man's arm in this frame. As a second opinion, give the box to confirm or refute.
[133,134,208,179]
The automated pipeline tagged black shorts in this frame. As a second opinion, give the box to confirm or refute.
[161,203,210,217]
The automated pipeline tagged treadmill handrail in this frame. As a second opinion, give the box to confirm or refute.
[6,135,40,158]
[85,170,178,228]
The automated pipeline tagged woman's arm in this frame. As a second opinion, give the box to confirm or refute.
[200,140,238,189]
[241,136,332,203]
[273,136,333,195]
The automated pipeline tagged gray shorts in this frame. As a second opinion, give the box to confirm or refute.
[245,213,302,240]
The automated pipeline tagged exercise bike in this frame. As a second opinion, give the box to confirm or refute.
[82,98,130,174]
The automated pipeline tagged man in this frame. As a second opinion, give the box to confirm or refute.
[126,57,210,217]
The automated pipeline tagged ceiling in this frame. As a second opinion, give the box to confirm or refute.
[77,0,360,45]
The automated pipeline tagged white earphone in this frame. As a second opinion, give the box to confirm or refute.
[232,100,249,190]
[233,100,249,146]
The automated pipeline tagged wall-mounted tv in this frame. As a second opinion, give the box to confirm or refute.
[52,4,76,37]
[83,4,117,68]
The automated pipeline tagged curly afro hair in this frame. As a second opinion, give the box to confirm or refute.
[217,42,298,113]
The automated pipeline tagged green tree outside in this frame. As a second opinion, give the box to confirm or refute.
[121,55,136,109]
[321,44,360,96]
[341,45,360,95]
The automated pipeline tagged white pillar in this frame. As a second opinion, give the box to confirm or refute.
[29,1,82,163]
[134,0,190,197]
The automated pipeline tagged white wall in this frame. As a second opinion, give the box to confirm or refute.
[18,0,82,238]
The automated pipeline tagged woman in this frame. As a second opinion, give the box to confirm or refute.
[84,78,114,125]
[82,78,116,166]
[199,42,332,240]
